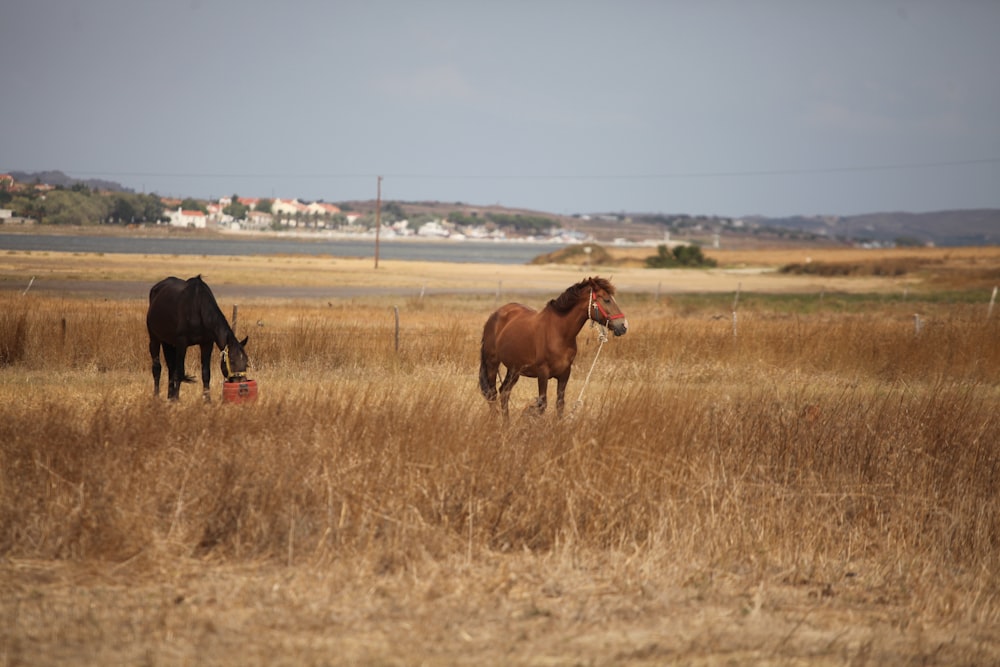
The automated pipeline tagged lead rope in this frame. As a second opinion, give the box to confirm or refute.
[572,320,609,411]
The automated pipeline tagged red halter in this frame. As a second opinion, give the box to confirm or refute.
[589,290,625,325]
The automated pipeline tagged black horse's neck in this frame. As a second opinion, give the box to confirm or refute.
[191,278,236,350]
[217,327,240,351]
[207,309,240,351]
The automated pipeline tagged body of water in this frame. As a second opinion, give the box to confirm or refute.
[0,232,566,264]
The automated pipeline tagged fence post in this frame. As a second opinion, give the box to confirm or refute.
[732,282,741,337]
[393,305,400,353]
[989,286,998,320]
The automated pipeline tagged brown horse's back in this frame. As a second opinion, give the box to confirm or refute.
[483,300,570,383]
[484,303,539,367]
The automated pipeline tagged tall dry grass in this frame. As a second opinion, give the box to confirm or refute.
[1,288,999,628]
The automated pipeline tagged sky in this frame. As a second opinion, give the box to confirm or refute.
[2,1,998,218]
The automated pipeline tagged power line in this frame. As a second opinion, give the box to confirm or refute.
[12,158,999,182]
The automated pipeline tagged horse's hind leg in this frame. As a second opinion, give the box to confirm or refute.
[498,368,520,419]
[482,363,500,414]
[200,342,213,402]
[149,339,162,396]
[165,343,182,400]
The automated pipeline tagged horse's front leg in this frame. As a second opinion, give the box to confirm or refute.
[200,343,213,402]
[555,371,573,418]
[534,376,550,414]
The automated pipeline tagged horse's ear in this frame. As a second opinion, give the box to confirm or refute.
[240,336,249,347]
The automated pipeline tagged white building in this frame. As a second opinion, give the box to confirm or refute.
[166,207,207,229]
[417,220,450,237]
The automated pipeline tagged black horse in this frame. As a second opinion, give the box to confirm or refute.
[146,275,249,400]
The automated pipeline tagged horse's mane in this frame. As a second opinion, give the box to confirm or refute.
[547,277,615,314]
[187,275,233,335]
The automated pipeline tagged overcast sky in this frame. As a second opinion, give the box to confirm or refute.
[2,1,998,218]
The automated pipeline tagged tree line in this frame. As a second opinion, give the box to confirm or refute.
[0,184,167,225]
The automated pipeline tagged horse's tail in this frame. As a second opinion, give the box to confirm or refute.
[479,346,495,400]
[479,314,498,401]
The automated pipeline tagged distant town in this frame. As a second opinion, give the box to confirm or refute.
[2,171,998,247]
[0,172,593,244]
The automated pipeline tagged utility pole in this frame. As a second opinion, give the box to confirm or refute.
[374,175,382,269]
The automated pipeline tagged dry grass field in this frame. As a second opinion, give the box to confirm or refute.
[1,242,999,665]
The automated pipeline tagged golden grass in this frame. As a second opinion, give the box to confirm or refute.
[707,244,1000,267]
[1,247,1000,665]
[13,245,1000,296]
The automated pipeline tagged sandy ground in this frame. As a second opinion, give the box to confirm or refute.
[0,248,912,302]
[10,225,992,301]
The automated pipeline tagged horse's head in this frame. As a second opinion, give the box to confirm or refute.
[221,336,250,381]
[587,279,628,336]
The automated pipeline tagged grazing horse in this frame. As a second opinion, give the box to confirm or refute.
[146,275,249,400]
[479,276,627,417]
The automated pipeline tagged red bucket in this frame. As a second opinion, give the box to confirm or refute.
[222,378,258,404]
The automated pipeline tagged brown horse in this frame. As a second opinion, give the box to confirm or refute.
[146,275,249,401]
[479,276,627,417]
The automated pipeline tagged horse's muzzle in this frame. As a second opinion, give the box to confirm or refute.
[611,319,628,337]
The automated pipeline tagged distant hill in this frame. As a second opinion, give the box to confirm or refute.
[740,210,999,247]
[845,210,999,246]
[8,170,133,194]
